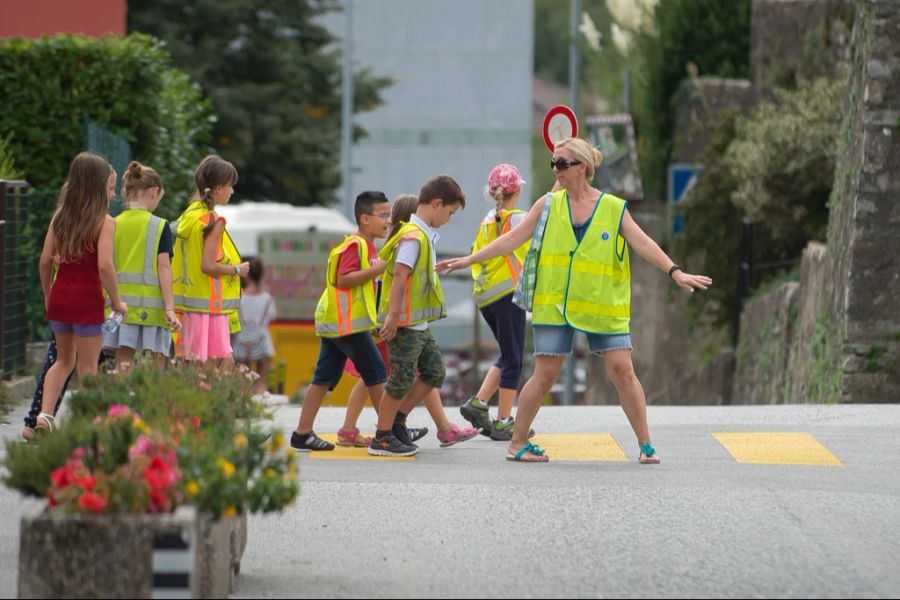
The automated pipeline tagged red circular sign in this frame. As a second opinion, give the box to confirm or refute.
[542,105,578,152]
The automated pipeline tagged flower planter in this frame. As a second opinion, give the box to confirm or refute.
[18,505,234,599]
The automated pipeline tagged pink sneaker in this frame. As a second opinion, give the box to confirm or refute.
[336,427,372,447]
[437,423,479,448]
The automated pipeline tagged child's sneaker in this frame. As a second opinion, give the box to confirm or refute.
[336,427,372,447]
[368,434,418,457]
[460,396,492,436]
[290,431,335,451]
[489,417,537,441]
[437,423,479,448]
[407,426,429,442]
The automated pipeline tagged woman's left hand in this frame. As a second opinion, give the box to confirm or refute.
[673,271,713,292]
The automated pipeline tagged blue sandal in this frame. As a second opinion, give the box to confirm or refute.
[639,442,661,464]
[506,442,549,462]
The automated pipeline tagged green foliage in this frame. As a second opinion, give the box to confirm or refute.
[806,310,843,403]
[725,78,845,241]
[680,79,844,329]
[631,0,751,200]
[0,133,23,180]
[128,0,392,206]
[0,382,14,422]
[0,34,214,217]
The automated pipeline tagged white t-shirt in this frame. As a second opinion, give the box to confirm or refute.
[395,214,440,331]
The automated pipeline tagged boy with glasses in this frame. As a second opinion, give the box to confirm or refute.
[290,191,392,451]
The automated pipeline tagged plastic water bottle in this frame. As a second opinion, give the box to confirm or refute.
[102,311,123,334]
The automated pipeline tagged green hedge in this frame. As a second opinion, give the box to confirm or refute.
[0,33,214,217]
[0,34,214,340]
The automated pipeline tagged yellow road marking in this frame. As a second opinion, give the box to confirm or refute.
[713,432,843,466]
[308,433,415,461]
[530,433,628,462]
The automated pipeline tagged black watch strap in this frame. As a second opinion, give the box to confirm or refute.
[668,264,682,279]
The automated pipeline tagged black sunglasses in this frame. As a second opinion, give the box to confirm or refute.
[550,158,582,171]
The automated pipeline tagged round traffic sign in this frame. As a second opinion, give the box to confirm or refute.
[542,105,578,152]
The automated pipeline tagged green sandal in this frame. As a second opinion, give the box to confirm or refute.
[506,442,549,462]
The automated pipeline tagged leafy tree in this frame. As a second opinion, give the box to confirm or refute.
[128,0,392,206]
[632,0,751,201]
[679,78,845,329]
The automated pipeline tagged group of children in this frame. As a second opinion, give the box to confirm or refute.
[22,151,274,440]
[291,166,534,457]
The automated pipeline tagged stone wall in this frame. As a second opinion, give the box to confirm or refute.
[751,0,854,99]
[672,77,754,163]
[733,283,799,404]
[825,0,900,402]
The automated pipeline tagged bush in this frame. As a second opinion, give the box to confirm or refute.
[0,132,22,180]
[679,78,845,329]
[2,362,298,520]
[0,33,213,217]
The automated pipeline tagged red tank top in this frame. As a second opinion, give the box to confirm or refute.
[46,243,105,324]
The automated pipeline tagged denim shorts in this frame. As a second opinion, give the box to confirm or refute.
[533,324,632,356]
[311,332,387,389]
[50,320,103,337]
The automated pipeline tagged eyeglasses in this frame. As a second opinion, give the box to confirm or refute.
[367,212,392,220]
[550,158,582,171]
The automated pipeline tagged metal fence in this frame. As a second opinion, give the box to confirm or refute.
[0,180,29,375]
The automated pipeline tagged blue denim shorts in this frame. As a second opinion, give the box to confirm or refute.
[50,320,103,337]
[533,324,632,356]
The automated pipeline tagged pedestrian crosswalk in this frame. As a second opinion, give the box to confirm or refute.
[306,431,844,465]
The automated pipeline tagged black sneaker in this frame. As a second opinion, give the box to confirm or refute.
[392,422,414,446]
[407,426,429,442]
[290,431,335,452]
[368,434,418,457]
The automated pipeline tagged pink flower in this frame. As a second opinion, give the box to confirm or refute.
[129,435,155,458]
[108,404,131,419]
[198,381,212,391]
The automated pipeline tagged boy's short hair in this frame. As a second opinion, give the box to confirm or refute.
[419,175,466,209]
[354,190,390,224]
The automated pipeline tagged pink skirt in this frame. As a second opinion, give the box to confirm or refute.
[176,312,232,361]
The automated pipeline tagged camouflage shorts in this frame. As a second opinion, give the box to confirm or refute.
[385,328,446,398]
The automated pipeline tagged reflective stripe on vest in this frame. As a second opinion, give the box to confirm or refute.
[532,189,631,334]
[471,209,530,308]
[113,210,167,327]
[171,201,242,314]
[314,234,379,338]
[376,223,446,327]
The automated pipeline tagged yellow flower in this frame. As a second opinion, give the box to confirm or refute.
[268,432,285,452]
[287,462,298,478]
[186,481,200,498]
[265,468,277,479]
[222,506,236,518]
[233,433,249,449]
[133,418,151,435]
[217,458,236,478]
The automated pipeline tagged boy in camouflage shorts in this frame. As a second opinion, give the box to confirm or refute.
[368,175,466,457]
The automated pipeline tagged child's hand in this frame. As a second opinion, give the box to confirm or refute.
[371,258,387,275]
[379,314,399,342]
[238,262,250,277]
[113,300,128,319]
[165,308,182,331]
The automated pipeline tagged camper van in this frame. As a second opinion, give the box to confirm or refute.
[216,202,358,402]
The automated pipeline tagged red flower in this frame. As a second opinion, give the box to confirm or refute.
[49,465,71,489]
[77,492,108,513]
[190,416,201,431]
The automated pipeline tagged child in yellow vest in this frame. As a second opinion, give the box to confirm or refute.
[103,161,181,369]
[368,175,467,457]
[289,191,391,452]
[172,155,248,362]
[460,163,531,441]
[339,194,477,449]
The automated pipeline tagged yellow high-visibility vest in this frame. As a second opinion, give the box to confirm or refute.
[533,189,631,334]
[471,208,530,308]
[171,200,242,315]
[113,209,167,328]
[315,233,378,337]
[376,222,446,327]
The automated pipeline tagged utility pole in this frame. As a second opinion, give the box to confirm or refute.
[341,0,354,218]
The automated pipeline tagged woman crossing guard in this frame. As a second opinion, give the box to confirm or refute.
[437,138,712,463]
